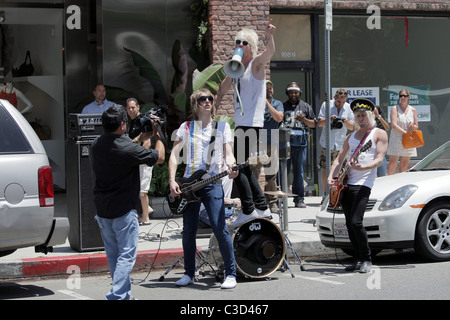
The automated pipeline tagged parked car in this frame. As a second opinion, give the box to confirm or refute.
[0,100,69,257]
[317,140,450,262]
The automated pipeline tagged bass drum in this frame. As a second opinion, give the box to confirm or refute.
[208,218,285,278]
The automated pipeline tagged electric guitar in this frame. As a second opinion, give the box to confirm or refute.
[328,140,372,209]
[167,155,267,215]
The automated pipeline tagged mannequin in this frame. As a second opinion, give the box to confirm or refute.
[1,81,33,114]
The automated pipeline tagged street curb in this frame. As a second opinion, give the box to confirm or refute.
[0,248,186,280]
[0,242,335,280]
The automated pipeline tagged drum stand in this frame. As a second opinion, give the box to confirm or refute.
[279,196,306,276]
[158,248,219,282]
[266,189,306,277]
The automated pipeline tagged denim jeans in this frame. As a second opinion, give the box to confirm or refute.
[95,210,139,300]
[287,145,307,203]
[182,183,236,278]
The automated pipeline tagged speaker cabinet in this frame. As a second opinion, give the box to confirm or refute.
[66,140,104,252]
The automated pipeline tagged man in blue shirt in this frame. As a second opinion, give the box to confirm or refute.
[81,84,115,114]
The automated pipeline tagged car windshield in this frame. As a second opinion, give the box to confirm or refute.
[410,141,450,171]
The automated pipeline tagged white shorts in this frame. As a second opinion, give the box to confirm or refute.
[139,164,153,194]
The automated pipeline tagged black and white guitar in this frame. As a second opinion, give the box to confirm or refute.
[167,155,266,215]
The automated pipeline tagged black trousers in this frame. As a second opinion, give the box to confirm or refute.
[234,126,267,215]
[341,184,372,261]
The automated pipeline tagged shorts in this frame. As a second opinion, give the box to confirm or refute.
[139,164,153,194]
[319,148,340,169]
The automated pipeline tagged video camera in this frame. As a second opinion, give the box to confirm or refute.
[136,105,167,133]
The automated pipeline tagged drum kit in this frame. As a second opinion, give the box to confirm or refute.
[158,189,305,282]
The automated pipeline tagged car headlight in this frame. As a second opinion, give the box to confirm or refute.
[379,184,418,211]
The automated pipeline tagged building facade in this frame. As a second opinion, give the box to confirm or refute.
[1,0,449,194]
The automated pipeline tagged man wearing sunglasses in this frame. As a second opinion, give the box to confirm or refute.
[217,21,276,228]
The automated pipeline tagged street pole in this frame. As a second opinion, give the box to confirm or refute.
[324,0,332,195]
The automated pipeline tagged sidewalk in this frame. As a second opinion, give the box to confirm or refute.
[0,195,335,279]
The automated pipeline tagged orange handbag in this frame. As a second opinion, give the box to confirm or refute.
[402,130,424,149]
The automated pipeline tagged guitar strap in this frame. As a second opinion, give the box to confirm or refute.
[348,127,374,164]
[205,120,218,172]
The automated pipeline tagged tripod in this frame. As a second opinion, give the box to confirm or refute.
[158,248,219,282]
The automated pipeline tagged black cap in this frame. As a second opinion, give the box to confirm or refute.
[350,98,375,112]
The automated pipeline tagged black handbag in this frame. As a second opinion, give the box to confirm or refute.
[12,51,34,77]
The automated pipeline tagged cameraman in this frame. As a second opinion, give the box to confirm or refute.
[126,98,153,225]
[317,89,354,194]
[91,104,164,300]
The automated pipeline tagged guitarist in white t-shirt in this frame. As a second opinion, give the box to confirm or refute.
[168,89,238,289]
[327,98,388,274]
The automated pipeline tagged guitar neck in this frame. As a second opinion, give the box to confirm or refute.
[188,163,247,192]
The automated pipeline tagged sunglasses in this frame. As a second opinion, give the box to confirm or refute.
[197,96,214,103]
[235,39,249,46]
[399,94,409,98]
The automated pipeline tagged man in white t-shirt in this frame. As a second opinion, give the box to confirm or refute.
[169,89,238,289]
[317,88,355,193]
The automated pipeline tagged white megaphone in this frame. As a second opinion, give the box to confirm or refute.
[224,47,245,78]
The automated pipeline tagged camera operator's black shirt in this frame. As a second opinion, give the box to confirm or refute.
[127,114,143,139]
[90,133,159,219]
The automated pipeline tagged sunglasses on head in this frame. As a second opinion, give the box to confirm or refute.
[197,96,214,103]
[235,39,249,46]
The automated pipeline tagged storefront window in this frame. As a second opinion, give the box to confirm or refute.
[319,15,450,159]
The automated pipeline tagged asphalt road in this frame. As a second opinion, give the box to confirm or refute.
[1,250,449,306]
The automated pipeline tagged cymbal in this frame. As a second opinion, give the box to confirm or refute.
[264,190,297,197]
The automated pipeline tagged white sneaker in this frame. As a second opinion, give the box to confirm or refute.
[229,211,258,229]
[175,275,193,286]
[221,276,237,289]
[255,207,271,218]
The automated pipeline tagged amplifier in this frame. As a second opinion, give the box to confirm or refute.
[68,113,103,140]
[66,139,104,252]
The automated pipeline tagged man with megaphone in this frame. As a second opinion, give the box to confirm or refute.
[217,21,276,229]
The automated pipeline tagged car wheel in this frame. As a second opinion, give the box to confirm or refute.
[415,201,450,261]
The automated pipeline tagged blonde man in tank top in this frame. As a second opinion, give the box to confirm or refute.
[217,21,276,228]
[328,98,388,273]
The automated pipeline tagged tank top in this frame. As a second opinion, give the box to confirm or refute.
[233,60,266,128]
[347,128,378,188]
